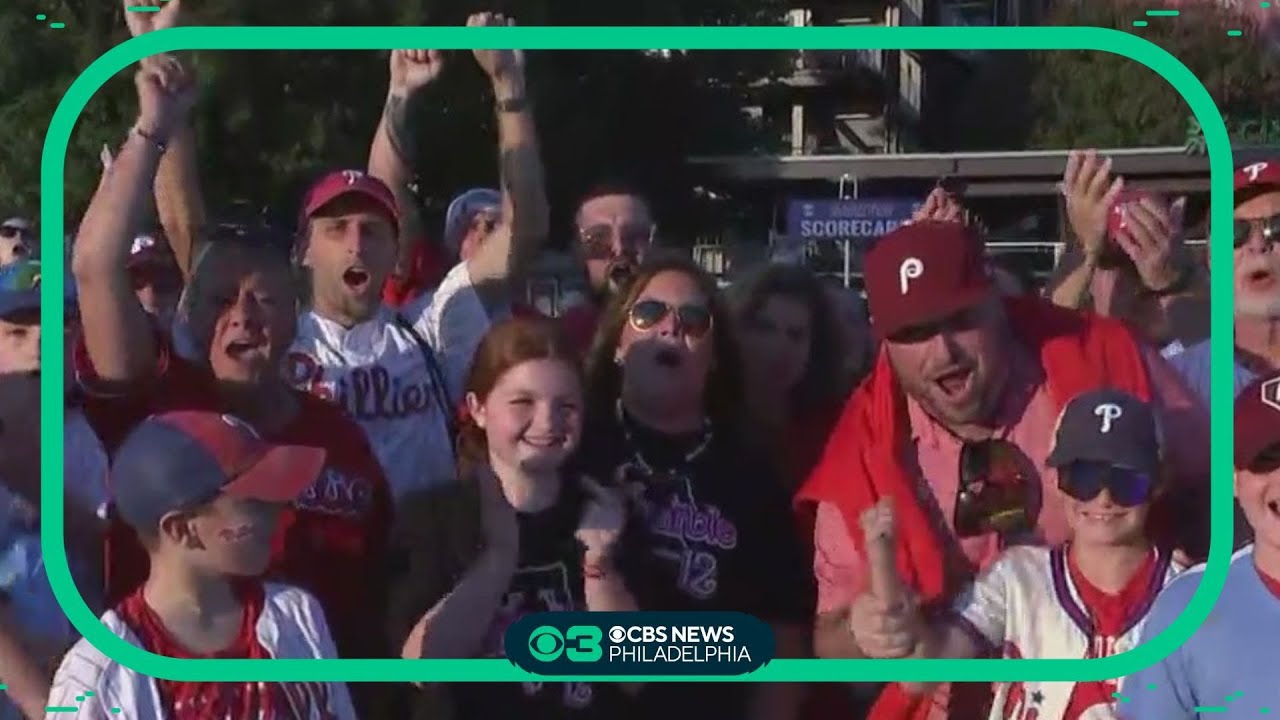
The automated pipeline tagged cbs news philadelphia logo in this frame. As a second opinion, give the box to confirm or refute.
[507,612,774,676]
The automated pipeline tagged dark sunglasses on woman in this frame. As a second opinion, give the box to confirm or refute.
[628,299,713,339]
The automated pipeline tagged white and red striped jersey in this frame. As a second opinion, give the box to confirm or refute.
[45,583,356,720]
[949,545,1183,720]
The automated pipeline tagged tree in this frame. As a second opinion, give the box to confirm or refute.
[1,0,788,243]
[1027,0,1280,149]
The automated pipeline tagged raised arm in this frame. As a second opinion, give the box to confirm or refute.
[1047,150,1123,310]
[368,48,443,275]
[124,0,206,280]
[464,13,550,301]
[71,56,196,384]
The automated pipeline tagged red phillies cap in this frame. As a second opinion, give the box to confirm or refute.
[1235,373,1280,470]
[110,410,327,533]
[1235,160,1280,202]
[300,169,400,236]
[863,220,992,338]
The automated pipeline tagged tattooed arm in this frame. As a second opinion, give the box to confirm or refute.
[464,13,550,310]
[368,49,442,276]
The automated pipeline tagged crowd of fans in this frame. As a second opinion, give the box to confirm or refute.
[1,1,1278,719]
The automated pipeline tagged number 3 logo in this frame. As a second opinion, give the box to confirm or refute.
[565,626,603,663]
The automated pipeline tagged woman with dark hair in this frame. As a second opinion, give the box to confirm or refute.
[577,254,814,720]
[729,263,851,491]
[393,316,638,720]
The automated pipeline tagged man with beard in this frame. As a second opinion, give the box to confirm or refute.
[71,55,393,701]
[516,182,658,354]
[797,221,1211,720]
[297,12,549,505]
[1163,159,1280,406]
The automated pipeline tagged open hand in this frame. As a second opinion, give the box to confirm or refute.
[1062,149,1125,261]
[1114,195,1187,291]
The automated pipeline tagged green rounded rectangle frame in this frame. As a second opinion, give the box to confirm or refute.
[40,25,1235,684]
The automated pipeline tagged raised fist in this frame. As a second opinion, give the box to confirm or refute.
[389,49,445,97]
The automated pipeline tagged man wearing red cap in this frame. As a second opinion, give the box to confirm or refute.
[290,12,549,505]
[797,220,1211,720]
[1164,158,1280,406]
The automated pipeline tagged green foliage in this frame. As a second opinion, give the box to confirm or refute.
[1028,0,1280,149]
[1,0,789,241]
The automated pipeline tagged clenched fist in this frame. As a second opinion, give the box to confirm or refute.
[389,48,445,98]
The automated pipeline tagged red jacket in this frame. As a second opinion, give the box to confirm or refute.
[795,296,1152,720]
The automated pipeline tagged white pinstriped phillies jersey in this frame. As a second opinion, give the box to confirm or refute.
[45,583,357,720]
[949,545,1183,720]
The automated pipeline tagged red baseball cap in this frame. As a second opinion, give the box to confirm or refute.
[110,410,327,532]
[1235,372,1280,470]
[299,169,400,236]
[863,220,992,339]
[1234,159,1280,204]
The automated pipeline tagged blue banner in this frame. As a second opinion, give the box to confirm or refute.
[787,197,922,246]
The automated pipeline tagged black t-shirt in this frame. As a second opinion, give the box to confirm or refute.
[448,478,629,720]
[573,409,816,719]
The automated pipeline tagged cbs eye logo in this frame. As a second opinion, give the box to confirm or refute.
[527,625,603,662]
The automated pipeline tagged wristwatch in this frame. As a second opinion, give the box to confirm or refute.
[496,96,529,113]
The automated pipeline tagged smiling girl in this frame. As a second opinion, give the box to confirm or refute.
[395,317,638,720]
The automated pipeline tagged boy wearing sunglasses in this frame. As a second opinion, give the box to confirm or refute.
[1120,373,1280,718]
[1165,158,1280,408]
[862,389,1182,720]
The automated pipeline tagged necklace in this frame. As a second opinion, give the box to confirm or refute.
[614,398,713,477]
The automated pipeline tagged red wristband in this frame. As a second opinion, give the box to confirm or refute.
[583,562,610,580]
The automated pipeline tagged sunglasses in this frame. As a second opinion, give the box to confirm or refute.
[580,222,655,260]
[1058,460,1157,507]
[628,299,713,339]
[1233,211,1280,247]
[954,438,1034,539]
[0,225,32,242]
